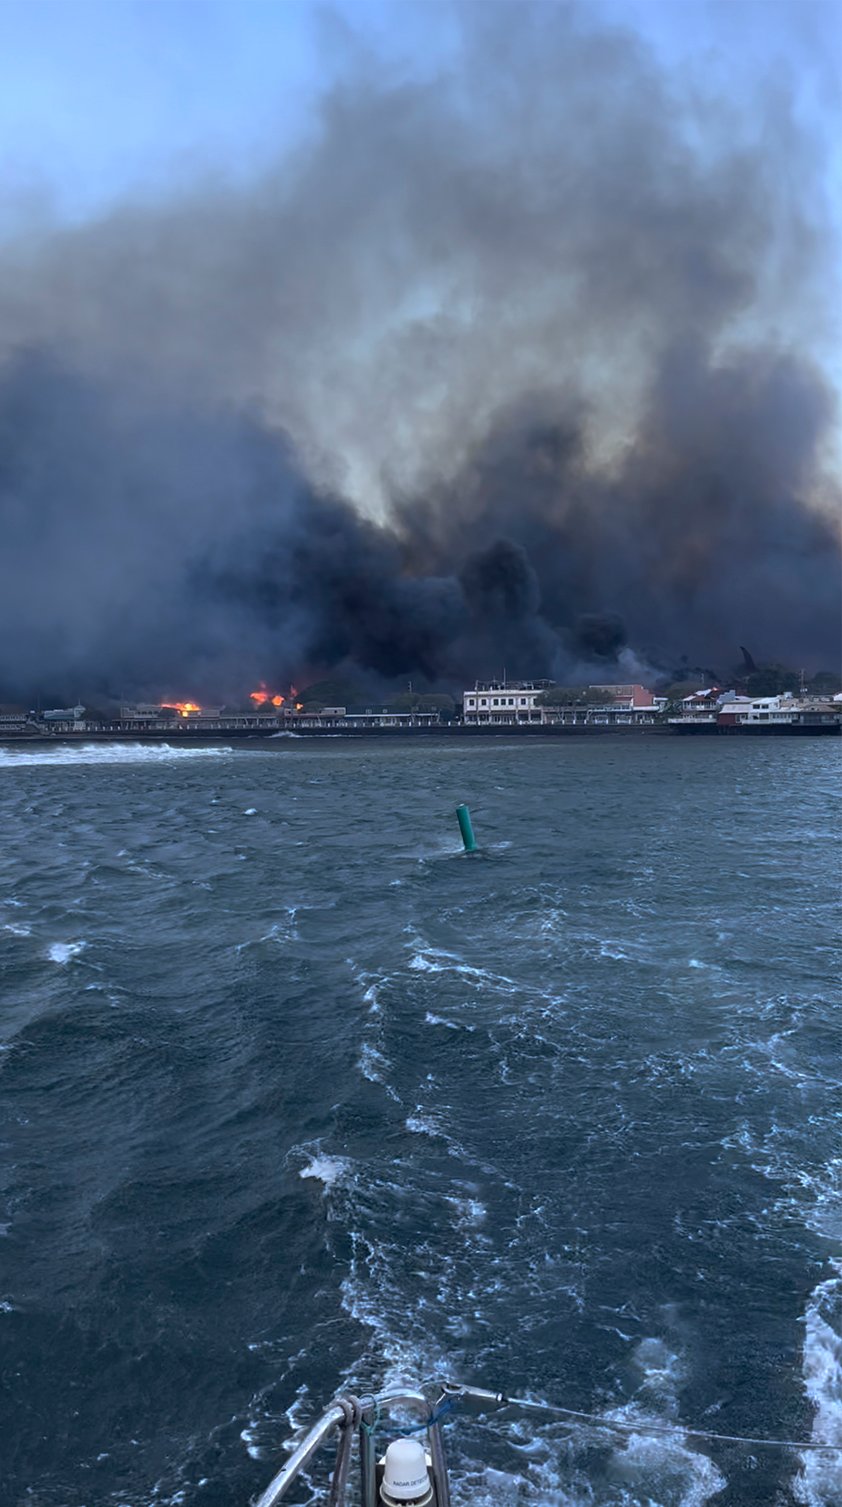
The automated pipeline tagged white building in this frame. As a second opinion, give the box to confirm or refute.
[671,692,840,731]
[463,680,664,726]
[462,681,552,724]
[718,694,803,727]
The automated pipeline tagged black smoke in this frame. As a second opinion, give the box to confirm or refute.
[0,3,839,701]
[0,351,463,699]
[400,340,842,676]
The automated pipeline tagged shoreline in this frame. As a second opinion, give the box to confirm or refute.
[0,722,838,746]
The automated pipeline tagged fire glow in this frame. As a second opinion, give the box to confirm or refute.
[160,701,201,718]
[250,689,285,706]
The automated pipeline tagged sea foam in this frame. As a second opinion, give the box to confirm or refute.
[0,743,232,768]
[46,941,87,964]
[794,1265,842,1505]
[299,1155,352,1189]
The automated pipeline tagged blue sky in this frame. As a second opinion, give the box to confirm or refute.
[0,0,453,214]
[0,0,837,220]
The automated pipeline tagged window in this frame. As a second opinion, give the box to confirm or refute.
[520,697,527,706]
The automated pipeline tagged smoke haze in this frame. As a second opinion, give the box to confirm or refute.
[0,2,839,699]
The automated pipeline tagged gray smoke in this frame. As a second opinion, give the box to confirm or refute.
[0,350,467,699]
[0,2,839,701]
[401,338,842,674]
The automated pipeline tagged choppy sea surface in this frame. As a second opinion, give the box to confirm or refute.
[1,736,840,1507]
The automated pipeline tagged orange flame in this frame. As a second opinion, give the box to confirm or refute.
[161,701,201,718]
[250,688,285,707]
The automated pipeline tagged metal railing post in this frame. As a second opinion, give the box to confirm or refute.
[253,1404,347,1507]
[358,1403,378,1507]
[428,1417,451,1507]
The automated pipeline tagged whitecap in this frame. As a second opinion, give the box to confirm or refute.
[409,952,448,973]
[424,1011,476,1033]
[445,1194,487,1230]
[47,941,86,964]
[0,743,232,768]
[632,1335,686,1405]
[299,1155,352,1189]
[608,1421,727,1504]
[404,1112,463,1153]
[407,942,525,995]
[363,984,381,1014]
[239,1422,267,1460]
[357,1042,392,1085]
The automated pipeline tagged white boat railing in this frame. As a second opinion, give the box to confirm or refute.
[253,1387,451,1507]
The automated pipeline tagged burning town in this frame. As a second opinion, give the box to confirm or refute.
[2,671,840,738]
[2,7,842,1507]
[0,4,840,713]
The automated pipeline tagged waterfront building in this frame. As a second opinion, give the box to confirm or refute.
[0,705,29,731]
[462,681,664,726]
[670,691,841,733]
[462,681,555,725]
[590,684,665,711]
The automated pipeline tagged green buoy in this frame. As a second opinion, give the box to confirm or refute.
[456,803,478,853]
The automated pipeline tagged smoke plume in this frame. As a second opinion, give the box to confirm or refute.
[0,2,839,701]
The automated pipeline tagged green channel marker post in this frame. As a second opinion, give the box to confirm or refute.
[456,803,478,853]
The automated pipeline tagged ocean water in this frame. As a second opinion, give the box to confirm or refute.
[0,736,839,1507]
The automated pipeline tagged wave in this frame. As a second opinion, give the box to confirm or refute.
[357,1041,391,1083]
[722,1119,842,1503]
[288,1115,733,1505]
[424,1011,478,1033]
[406,942,522,993]
[0,743,233,768]
[298,1154,353,1190]
[794,1264,842,1505]
[46,940,87,964]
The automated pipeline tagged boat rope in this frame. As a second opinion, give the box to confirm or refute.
[433,1379,842,1455]
[326,1398,356,1507]
[359,1396,457,1438]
